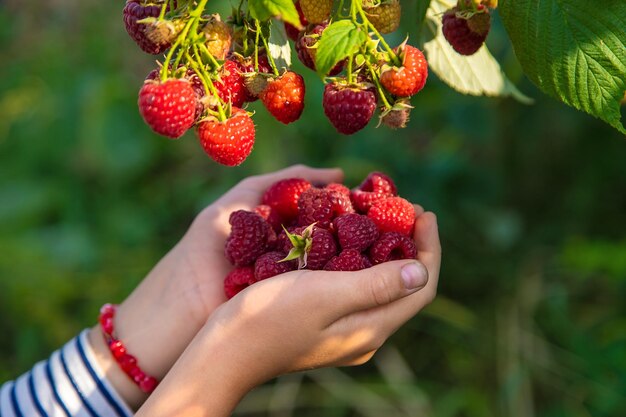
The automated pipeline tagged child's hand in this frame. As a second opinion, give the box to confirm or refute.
[136,209,440,417]
[89,165,343,408]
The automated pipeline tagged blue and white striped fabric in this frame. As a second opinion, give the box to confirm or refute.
[0,330,133,417]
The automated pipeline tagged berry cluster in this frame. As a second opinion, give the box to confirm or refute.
[222,172,417,299]
[124,0,496,166]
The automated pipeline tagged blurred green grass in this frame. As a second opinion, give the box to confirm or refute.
[1,1,626,416]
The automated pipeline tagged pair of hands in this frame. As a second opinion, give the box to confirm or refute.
[89,165,441,415]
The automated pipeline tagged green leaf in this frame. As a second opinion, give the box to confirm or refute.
[423,0,532,104]
[248,0,301,28]
[268,20,292,70]
[315,20,367,77]
[499,0,626,134]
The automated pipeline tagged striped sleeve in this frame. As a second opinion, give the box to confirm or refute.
[0,330,134,417]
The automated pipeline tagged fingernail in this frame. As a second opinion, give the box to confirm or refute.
[401,262,428,290]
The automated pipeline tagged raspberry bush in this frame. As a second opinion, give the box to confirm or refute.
[125,0,626,167]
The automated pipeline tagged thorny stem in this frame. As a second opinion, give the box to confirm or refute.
[188,47,227,121]
[365,59,392,110]
[254,20,260,71]
[353,0,401,66]
[347,54,354,84]
[198,43,221,69]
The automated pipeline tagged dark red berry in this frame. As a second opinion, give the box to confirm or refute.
[322,82,377,135]
[254,251,297,280]
[324,249,372,271]
[224,210,271,266]
[369,232,417,264]
[333,213,379,252]
[224,266,255,299]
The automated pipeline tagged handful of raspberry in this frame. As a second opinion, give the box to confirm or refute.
[223,172,418,298]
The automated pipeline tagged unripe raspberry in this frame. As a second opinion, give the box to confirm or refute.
[300,0,333,24]
[203,14,233,60]
[363,0,401,34]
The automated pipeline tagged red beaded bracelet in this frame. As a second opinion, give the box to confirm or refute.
[98,304,158,393]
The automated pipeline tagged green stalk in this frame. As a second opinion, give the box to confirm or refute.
[365,59,392,110]
[257,20,279,76]
[355,1,401,66]
[188,47,227,121]
[347,54,354,84]
[254,19,260,71]
[198,43,221,69]
[159,2,168,19]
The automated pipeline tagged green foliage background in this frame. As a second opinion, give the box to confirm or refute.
[1,1,626,416]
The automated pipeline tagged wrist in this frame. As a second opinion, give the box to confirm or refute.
[88,326,148,410]
[136,314,255,417]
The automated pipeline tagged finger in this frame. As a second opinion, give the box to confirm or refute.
[313,260,429,319]
[246,165,344,190]
[413,204,425,218]
[332,212,441,336]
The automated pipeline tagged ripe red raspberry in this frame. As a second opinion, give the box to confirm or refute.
[260,71,306,124]
[369,232,417,264]
[214,60,247,108]
[224,210,271,266]
[323,82,377,135]
[297,187,334,229]
[224,266,255,299]
[284,1,308,41]
[327,187,355,216]
[350,171,398,213]
[324,249,372,271]
[232,54,272,102]
[325,183,350,197]
[282,225,338,270]
[255,251,297,281]
[368,196,416,236]
[262,178,312,222]
[300,0,333,24]
[363,0,401,34]
[146,68,205,122]
[203,14,232,60]
[138,79,196,139]
[296,23,344,76]
[123,0,173,54]
[333,213,379,252]
[196,108,255,166]
[442,7,491,56]
[255,205,284,232]
[380,45,428,97]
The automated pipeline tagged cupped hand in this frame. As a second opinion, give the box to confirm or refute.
[89,165,343,408]
[136,209,440,417]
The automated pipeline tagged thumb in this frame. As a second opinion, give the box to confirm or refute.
[324,260,429,316]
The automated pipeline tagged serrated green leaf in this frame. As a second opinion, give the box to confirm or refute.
[423,0,532,104]
[268,20,292,70]
[315,20,367,77]
[499,0,626,134]
[248,0,300,28]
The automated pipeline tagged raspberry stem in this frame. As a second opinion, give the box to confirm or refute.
[353,0,401,66]
[257,20,279,76]
[187,48,227,121]
[158,2,168,20]
[365,59,392,110]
